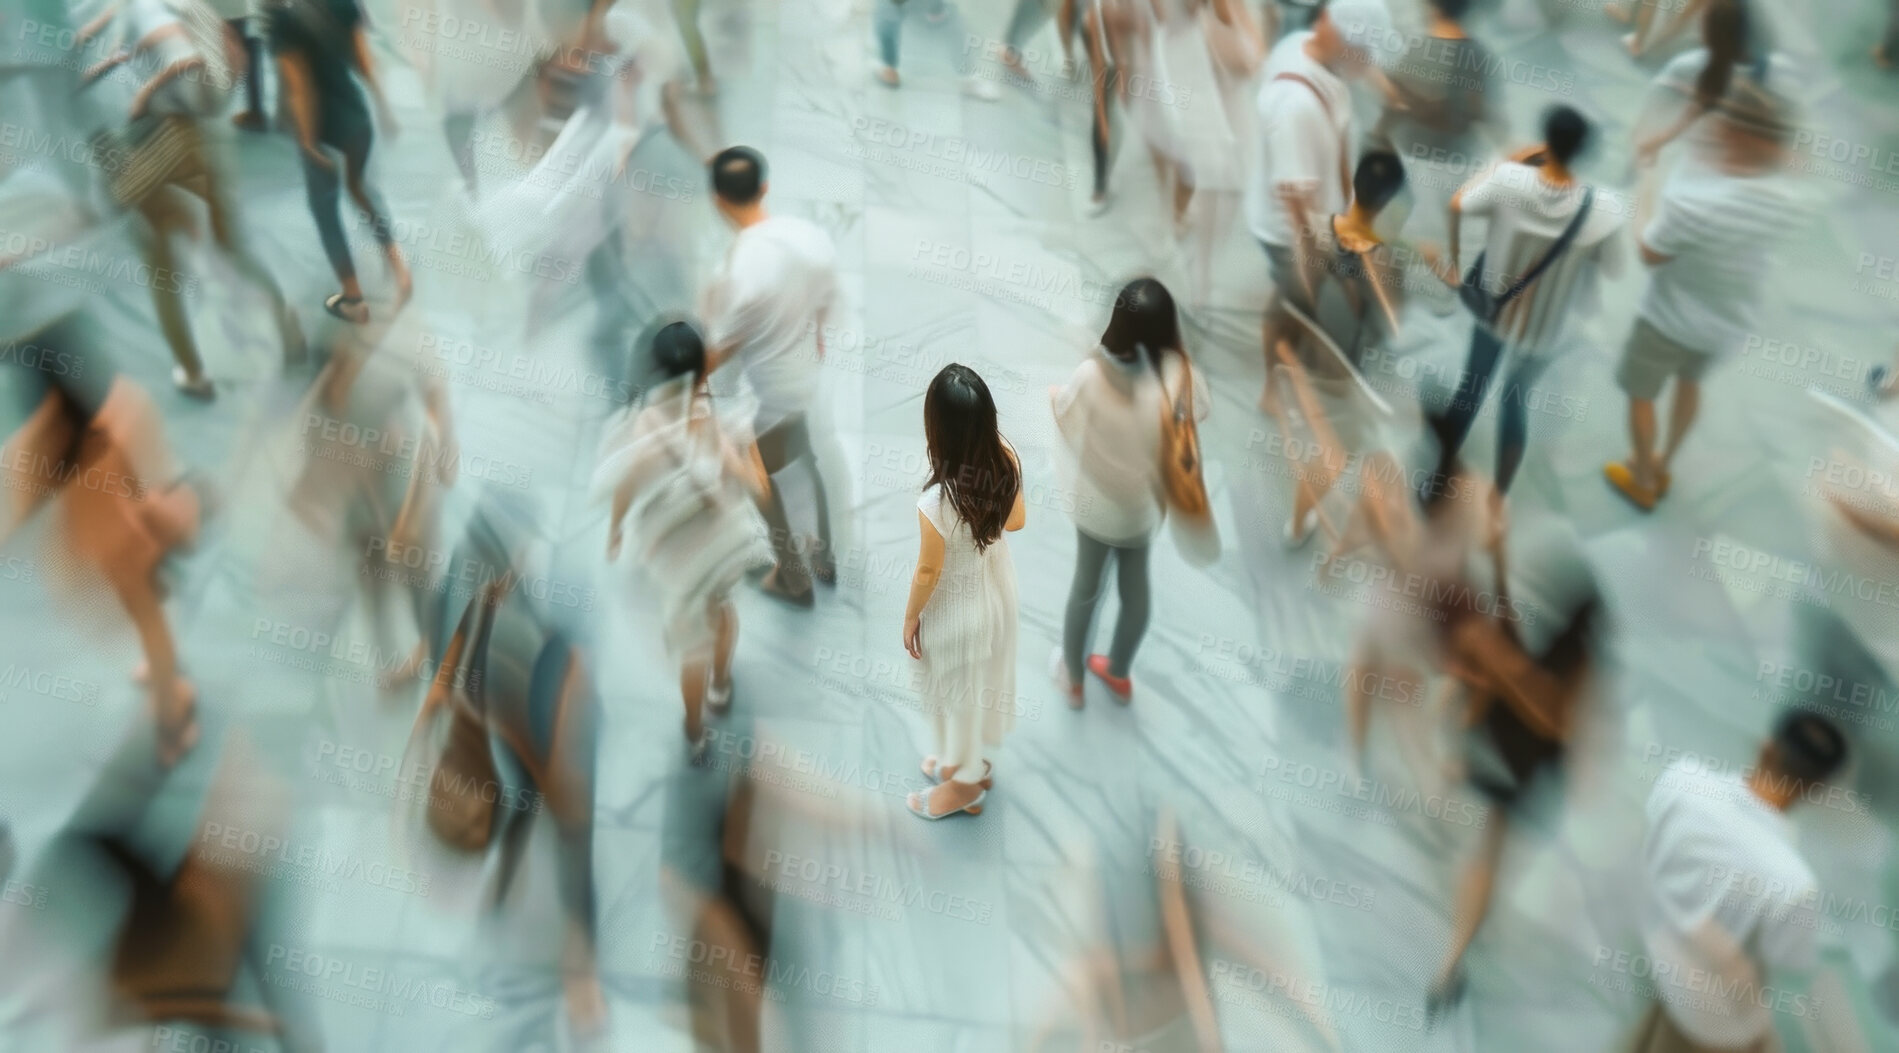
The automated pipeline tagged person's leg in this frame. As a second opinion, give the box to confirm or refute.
[192,141,302,360]
[672,0,712,89]
[134,188,207,385]
[229,18,266,123]
[1492,349,1554,495]
[873,0,904,73]
[1000,0,1047,77]
[1106,539,1150,679]
[680,652,708,744]
[753,417,811,594]
[301,147,363,307]
[1440,325,1507,470]
[784,417,835,579]
[1658,378,1701,474]
[444,110,479,190]
[1063,529,1114,683]
[1430,811,1507,998]
[339,127,411,308]
[710,597,737,691]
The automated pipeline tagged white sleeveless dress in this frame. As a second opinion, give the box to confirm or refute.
[916,481,1020,758]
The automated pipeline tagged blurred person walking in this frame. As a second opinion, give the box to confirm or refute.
[1632,0,1797,167]
[266,0,411,324]
[702,146,840,606]
[870,0,1003,98]
[1436,105,1626,502]
[1049,278,1208,704]
[1605,85,1809,511]
[903,364,1024,820]
[1624,710,1863,1052]
[594,320,770,760]
[1371,0,1504,158]
[1245,0,1395,402]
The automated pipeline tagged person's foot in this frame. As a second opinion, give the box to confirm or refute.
[962,76,1001,102]
[757,566,815,608]
[874,64,900,88]
[1622,31,1641,57]
[705,668,733,715]
[1604,460,1659,512]
[1085,191,1111,218]
[231,110,267,132]
[1085,654,1131,701]
[170,366,215,401]
[1049,647,1082,708]
[921,755,994,788]
[688,726,711,765]
[1425,964,1467,1024]
[923,4,949,23]
[324,293,368,324]
[907,778,986,819]
[279,306,308,366]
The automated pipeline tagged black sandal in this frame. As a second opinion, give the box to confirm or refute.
[323,293,367,324]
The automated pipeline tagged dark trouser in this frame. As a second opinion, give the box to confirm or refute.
[300,117,393,287]
[1090,65,1116,196]
[1439,324,1555,495]
[226,18,264,116]
[755,414,833,589]
[1064,529,1150,681]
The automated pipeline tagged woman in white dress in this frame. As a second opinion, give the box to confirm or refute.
[1129,0,1246,237]
[594,320,770,759]
[902,364,1025,820]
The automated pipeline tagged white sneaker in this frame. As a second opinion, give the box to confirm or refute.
[171,366,215,401]
[962,76,1000,102]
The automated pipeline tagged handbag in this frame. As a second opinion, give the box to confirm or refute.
[421,582,505,852]
[1459,186,1595,326]
[1155,348,1210,523]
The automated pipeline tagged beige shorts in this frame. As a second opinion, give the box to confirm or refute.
[1616,319,1717,401]
[1619,1003,1773,1053]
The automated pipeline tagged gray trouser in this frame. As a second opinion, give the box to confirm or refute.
[1063,528,1150,681]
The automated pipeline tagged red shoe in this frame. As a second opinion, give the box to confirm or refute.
[1086,655,1132,701]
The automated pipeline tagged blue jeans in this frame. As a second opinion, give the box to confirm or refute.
[1440,324,1557,495]
[873,0,975,74]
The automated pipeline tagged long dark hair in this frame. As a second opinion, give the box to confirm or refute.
[1695,0,1752,110]
[1100,277,1182,372]
[923,364,1017,552]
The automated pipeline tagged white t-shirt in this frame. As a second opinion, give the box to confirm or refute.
[1459,161,1627,355]
[1244,32,1352,250]
[1638,160,1810,357]
[1052,348,1208,545]
[704,215,838,431]
[1642,760,1826,1047]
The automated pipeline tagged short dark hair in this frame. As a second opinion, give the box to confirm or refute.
[1352,151,1406,213]
[1543,105,1590,166]
[648,319,706,382]
[1770,709,1848,785]
[710,146,766,204]
[1426,0,1472,19]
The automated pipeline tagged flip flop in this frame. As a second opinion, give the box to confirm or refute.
[323,293,367,324]
[1604,461,1659,512]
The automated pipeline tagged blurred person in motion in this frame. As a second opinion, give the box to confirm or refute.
[78,0,303,398]
[1631,0,1796,168]
[1605,84,1809,511]
[1264,149,1413,547]
[903,364,1024,820]
[1436,105,1626,502]
[1371,0,1504,161]
[402,488,608,1040]
[593,319,770,761]
[702,146,840,607]
[1126,0,1249,242]
[1076,0,1139,216]
[1626,710,1870,1052]
[1050,278,1208,704]
[206,0,268,128]
[266,0,411,324]
[1246,0,1395,403]
[1424,510,1604,1015]
[869,0,1003,98]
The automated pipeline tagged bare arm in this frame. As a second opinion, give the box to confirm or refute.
[276,52,331,166]
[903,511,946,658]
[1004,448,1027,532]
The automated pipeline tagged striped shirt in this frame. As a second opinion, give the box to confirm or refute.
[1460,161,1628,356]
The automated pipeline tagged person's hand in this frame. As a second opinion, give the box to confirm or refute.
[903,614,922,659]
[1444,618,1502,694]
[300,140,334,171]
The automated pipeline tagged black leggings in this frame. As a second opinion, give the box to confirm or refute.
[301,118,395,286]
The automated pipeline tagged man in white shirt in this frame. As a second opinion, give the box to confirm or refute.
[1435,104,1627,498]
[1632,710,1849,1053]
[1246,0,1395,401]
[1604,84,1809,511]
[704,146,839,605]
